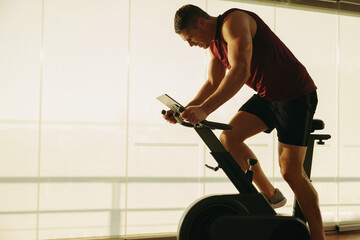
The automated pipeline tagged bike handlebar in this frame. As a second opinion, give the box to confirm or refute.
[161,110,233,131]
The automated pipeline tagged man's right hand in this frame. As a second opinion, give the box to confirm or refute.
[163,110,178,124]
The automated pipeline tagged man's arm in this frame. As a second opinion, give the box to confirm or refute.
[185,50,226,107]
[201,11,254,115]
[164,51,225,124]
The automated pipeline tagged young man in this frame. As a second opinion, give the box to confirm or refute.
[164,4,324,240]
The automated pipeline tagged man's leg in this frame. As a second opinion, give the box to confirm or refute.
[278,142,325,240]
[219,111,275,198]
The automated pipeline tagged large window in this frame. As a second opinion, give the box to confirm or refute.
[0,0,359,239]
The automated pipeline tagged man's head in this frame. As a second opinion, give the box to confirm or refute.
[174,4,215,49]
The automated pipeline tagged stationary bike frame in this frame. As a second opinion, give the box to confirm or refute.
[158,94,258,195]
[157,94,331,225]
[294,129,331,222]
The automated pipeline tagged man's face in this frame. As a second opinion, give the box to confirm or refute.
[179,26,211,49]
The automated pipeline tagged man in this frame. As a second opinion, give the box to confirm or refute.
[164,4,324,240]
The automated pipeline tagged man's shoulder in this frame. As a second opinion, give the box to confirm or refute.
[222,9,255,27]
[221,10,257,38]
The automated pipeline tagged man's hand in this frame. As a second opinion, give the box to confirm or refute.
[180,105,209,125]
[163,110,177,124]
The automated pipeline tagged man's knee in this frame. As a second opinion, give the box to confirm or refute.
[219,131,245,149]
[219,132,231,148]
[279,156,304,184]
[278,143,308,184]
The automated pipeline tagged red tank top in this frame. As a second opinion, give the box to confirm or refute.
[210,9,317,102]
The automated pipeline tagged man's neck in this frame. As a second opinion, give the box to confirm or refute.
[208,16,218,40]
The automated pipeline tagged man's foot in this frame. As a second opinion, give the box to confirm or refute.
[266,188,287,209]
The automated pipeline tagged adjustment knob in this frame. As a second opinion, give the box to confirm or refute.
[247,158,258,167]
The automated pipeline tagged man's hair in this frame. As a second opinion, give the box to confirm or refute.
[174,4,210,34]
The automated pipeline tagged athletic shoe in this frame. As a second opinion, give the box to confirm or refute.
[266,188,287,209]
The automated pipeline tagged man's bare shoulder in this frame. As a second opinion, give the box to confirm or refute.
[222,10,257,38]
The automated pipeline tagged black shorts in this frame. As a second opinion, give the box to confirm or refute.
[239,91,318,146]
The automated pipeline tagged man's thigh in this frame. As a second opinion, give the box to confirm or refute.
[224,111,269,141]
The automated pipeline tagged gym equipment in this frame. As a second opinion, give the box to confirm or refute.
[293,120,331,222]
[157,94,331,240]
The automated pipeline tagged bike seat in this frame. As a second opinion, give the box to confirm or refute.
[311,119,324,132]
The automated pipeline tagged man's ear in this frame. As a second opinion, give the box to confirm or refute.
[197,17,205,28]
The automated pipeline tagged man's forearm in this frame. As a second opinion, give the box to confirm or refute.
[185,79,218,107]
[201,66,249,114]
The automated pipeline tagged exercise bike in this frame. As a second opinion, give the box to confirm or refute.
[157,94,330,240]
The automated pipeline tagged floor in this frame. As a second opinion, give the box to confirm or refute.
[57,231,360,240]
[326,231,360,240]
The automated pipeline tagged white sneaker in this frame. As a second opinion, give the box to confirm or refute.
[266,188,287,209]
